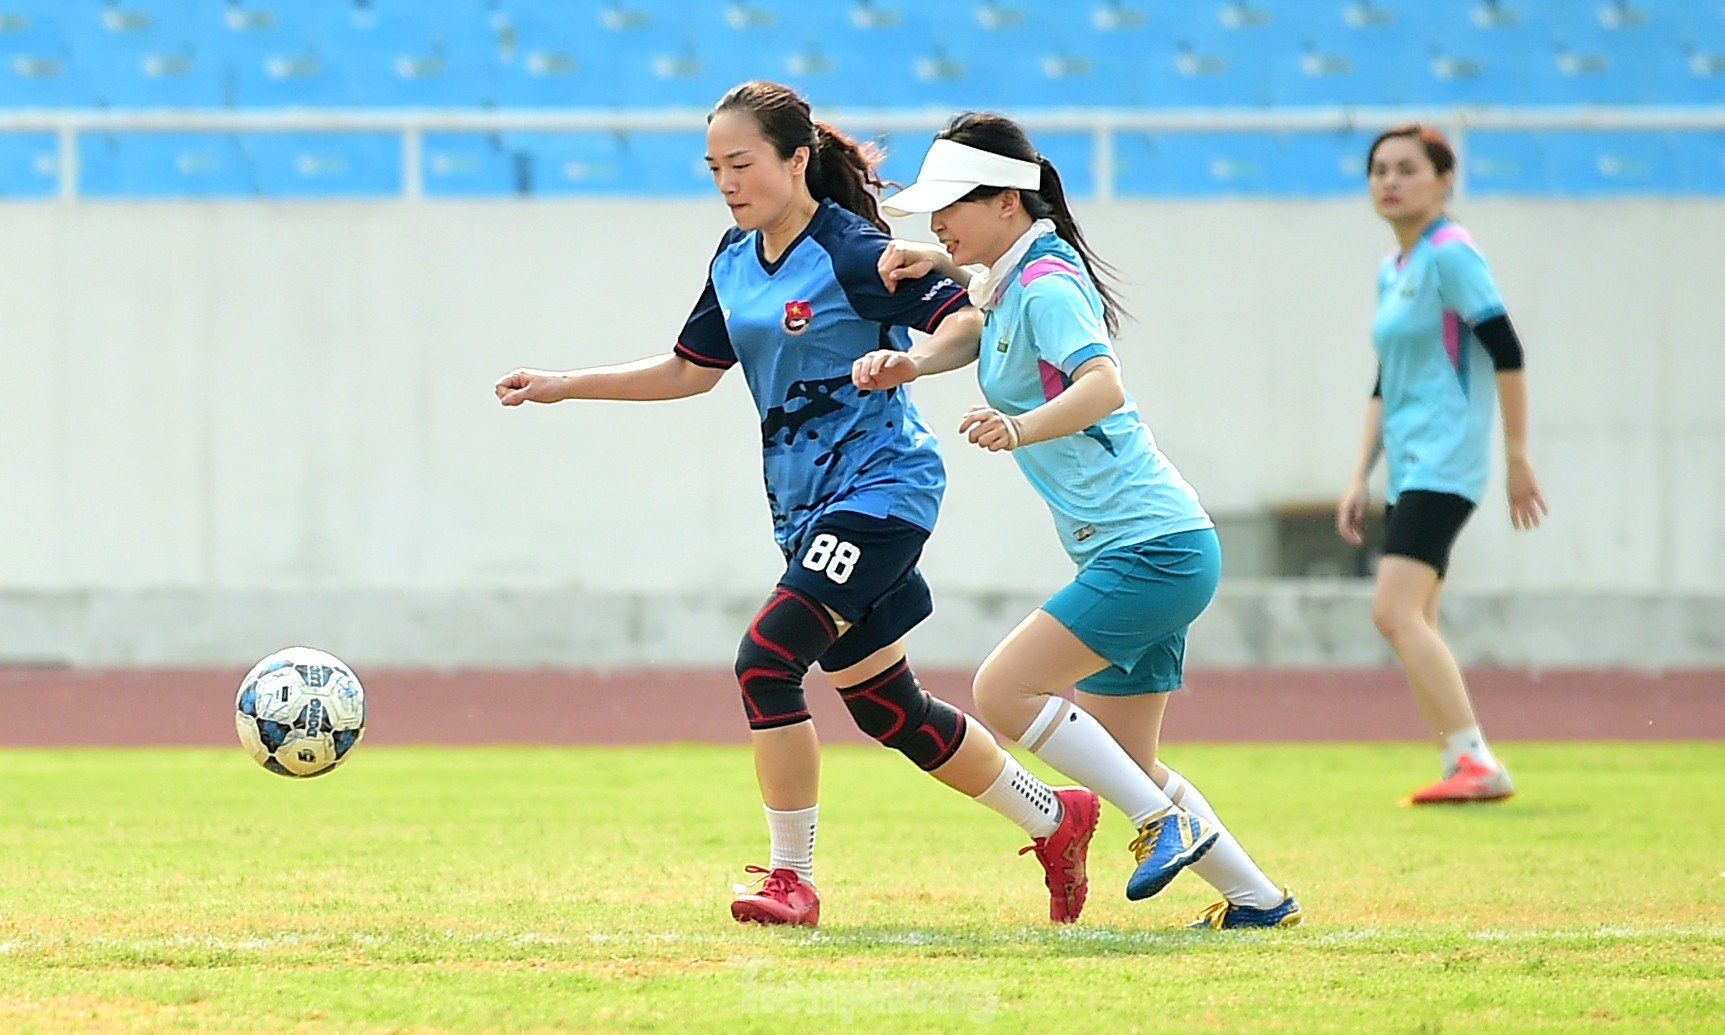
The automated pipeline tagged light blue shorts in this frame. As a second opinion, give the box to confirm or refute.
[1041,527,1221,696]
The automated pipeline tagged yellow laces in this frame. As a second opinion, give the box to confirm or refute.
[1127,808,1173,862]
[1193,900,1231,930]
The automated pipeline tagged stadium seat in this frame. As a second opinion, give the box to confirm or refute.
[1114,130,1283,196]
[244,131,401,196]
[615,129,714,195]
[491,0,625,107]
[1462,130,1553,196]
[500,130,636,194]
[422,131,520,196]
[1539,129,1680,195]
[319,0,496,108]
[1671,129,1725,194]
[1281,128,1375,195]
[0,130,58,198]
[78,131,255,197]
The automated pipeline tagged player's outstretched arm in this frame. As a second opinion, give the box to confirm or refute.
[495,354,725,406]
[852,308,983,392]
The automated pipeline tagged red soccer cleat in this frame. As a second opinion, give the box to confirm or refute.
[731,866,821,927]
[1405,754,1515,805]
[1018,787,1101,923]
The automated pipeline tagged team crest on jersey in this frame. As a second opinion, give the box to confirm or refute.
[782,299,814,335]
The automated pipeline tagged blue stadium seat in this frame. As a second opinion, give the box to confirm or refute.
[610,36,735,108]
[0,131,58,198]
[244,131,401,196]
[617,130,714,195]
[1114,130,1283,196]
[318,0,496,107]
[1281,128,1375,195]
[422,131,520,196]
[0,0,95,109]
[1462,130,1553,195]
[1032,131,1095,195]
[1539,130,1680,195]
[501,130,635,194]
[491,0,623,107]
[0,0,71,51]
[1671,129,1725,194]
[78,132,255,197]
[0,54,97,107]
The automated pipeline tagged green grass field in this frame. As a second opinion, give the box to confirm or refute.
[2,742,1721,1032]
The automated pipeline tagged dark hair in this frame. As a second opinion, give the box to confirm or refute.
[710,80,890,232]
[938,111,1126,337]
[1365,123,1457,178]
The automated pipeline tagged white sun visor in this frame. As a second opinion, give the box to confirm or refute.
[880,138,1043,216]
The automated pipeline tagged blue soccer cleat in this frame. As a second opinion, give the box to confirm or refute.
[1125,808,1219,901]
[1188,887,1304,929]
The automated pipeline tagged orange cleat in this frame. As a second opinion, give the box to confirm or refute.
[1405,755,1515,805]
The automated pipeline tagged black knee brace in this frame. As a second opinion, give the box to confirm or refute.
[837,659,967,771]
[735,586,839,731]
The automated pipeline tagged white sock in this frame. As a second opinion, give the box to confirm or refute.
[764,804,817,884]
[1018,697,1174,828]
[974,756,1062,839]
[1440,725,1499,774]
[1161,766,1284,910]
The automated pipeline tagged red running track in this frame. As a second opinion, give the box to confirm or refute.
[1,667,1720,746]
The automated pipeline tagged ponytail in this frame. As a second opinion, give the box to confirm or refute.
[1024,154,1126,338]
[810,121,890,233]
[711,80,889,233]
[939,112,1129,337]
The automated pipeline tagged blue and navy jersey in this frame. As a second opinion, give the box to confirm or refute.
[1372,217,1507,505]
[978,233,1211,567]
[675,199,969,553]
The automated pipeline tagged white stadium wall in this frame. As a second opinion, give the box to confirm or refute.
[1,199,1722,666]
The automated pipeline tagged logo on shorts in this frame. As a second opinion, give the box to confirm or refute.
[782,299,813,335]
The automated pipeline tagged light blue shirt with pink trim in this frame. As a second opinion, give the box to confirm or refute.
[1372,216,1507,505]
[978,233,1211,567]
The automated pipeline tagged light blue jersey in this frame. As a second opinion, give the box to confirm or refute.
[1372,217,1507,505]
[978,234,1211,567]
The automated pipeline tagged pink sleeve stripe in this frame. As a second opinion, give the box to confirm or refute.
[1019,256,1083,287]
[1037,359,1066,402]
[1430,224,1477,250]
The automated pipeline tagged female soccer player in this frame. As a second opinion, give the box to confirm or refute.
[495,82,1108,928]
[1337,124,1547,805]
[859,113,1300,928]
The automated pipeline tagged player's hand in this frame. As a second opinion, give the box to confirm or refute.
[877,240,937,293]
[852,350,920,392]
[1336,479,1369,546]
[958,405,1023,452]
[1506,454,1548,530]
[494,368,569,406]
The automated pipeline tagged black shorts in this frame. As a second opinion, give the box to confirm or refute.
[1383,490,1475,579]
[778,511,934,672]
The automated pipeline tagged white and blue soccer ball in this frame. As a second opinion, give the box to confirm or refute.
[235,646,366,778]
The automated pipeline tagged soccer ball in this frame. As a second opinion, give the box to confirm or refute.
[235,646,366,778]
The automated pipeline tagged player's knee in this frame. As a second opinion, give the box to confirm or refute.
[733,587,838,731]
[734,632,810,730]
[969,660,1025,739]
[839,661,966,771]
[1371,598,1420,642]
